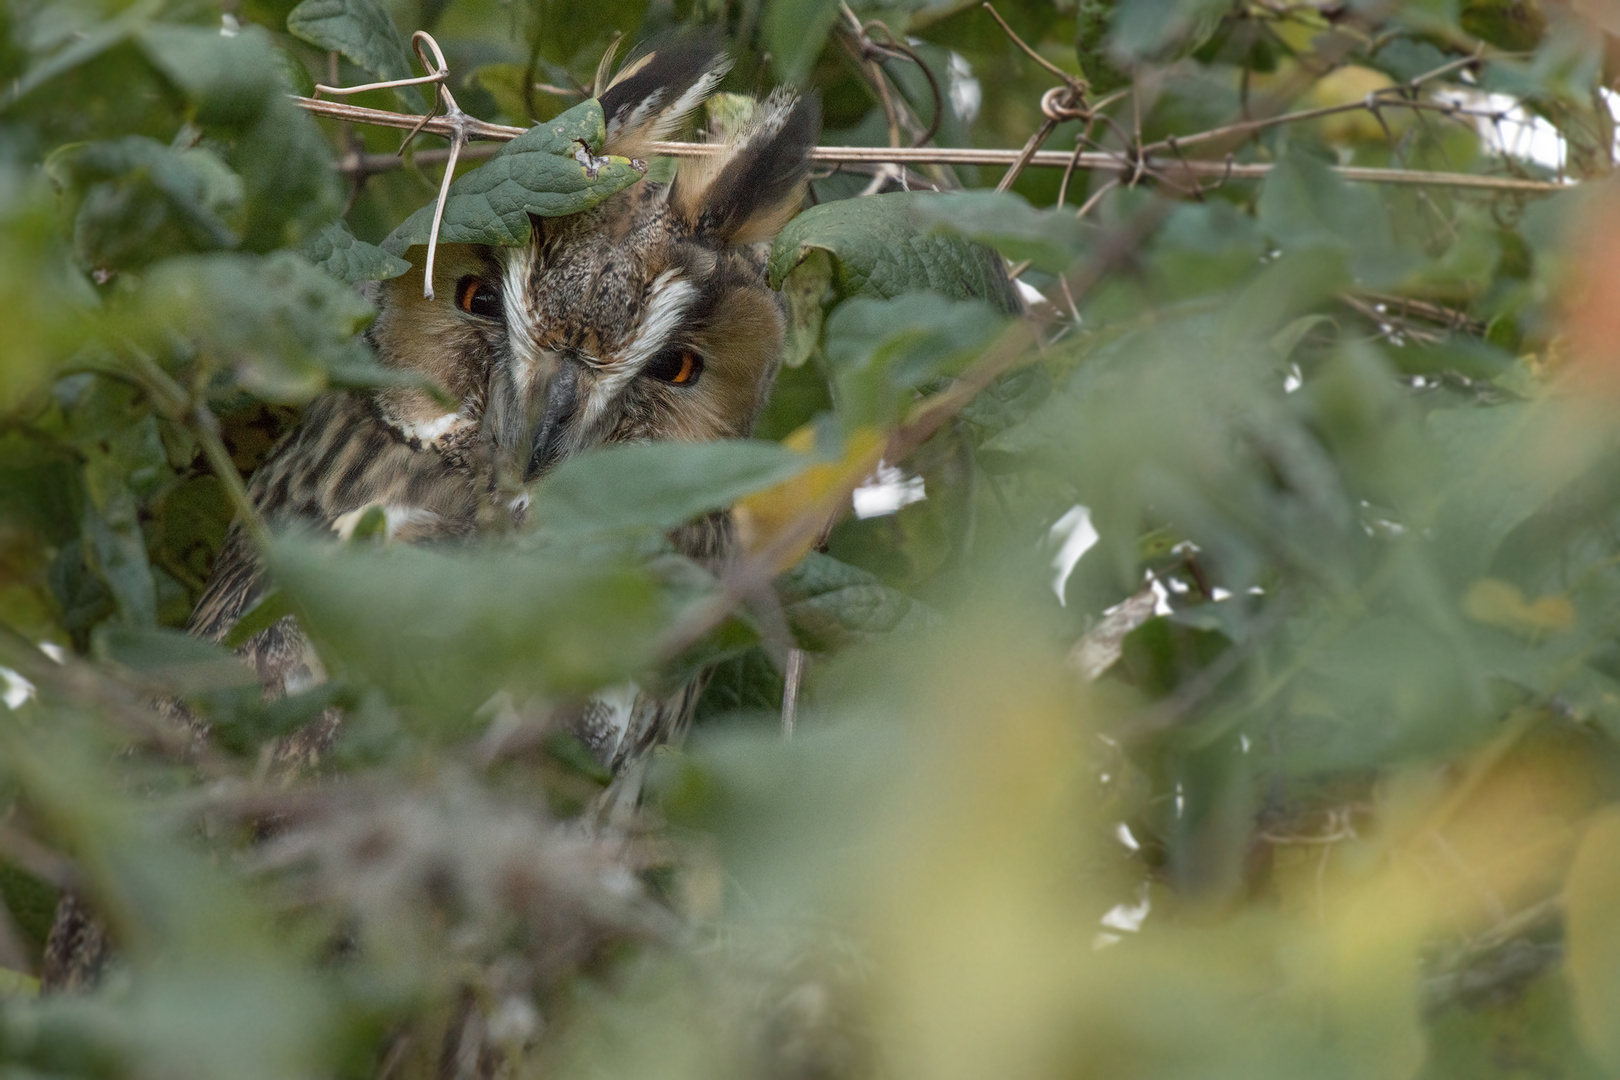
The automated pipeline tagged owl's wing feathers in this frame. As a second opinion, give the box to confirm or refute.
[190,392,485,700]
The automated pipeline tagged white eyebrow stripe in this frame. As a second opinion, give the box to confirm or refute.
[584,269,699,427]
[501,246,545,388]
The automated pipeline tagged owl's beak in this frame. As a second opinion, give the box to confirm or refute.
[525,359,582,480]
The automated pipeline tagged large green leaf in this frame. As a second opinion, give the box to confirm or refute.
[761,0,840,86]
[821,291,1007,425]
[138,24,340,249]
[286,0,415,85]
[1257,148,1413,288]
[67,136,242,269]
[382,100,645,253]
[778,552,938,651]
[908,190,1087,275]
[134,251,391,404]
[532,439,813,536]
[267,538,668,721]
[301,220,411,283]
[768,192,1022,311]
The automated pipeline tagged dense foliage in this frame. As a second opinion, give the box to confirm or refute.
[3,0,1620,1074]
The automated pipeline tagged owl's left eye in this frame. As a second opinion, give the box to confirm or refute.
[455,275,503,321]
[644,346,703,386]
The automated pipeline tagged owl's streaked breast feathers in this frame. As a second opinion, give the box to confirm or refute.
[191,33,821,774]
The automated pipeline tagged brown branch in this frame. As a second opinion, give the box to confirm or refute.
[294,97,1570,193]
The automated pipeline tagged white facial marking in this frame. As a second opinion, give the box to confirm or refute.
[502,245,545,387]
[396,411,467,446]
[580,269,699,430]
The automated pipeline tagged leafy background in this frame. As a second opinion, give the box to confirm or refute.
[5,0,1620,1075]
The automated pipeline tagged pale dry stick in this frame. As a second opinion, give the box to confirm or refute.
[313,31,469,299]
[292,96,1572,192]
[781,648,806,740]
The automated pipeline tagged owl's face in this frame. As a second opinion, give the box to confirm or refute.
[368,76,818,494]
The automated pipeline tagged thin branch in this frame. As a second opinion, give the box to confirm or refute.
[293,96,1570,193]
[782,649,806,740]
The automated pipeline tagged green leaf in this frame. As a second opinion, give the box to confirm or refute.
[777,552,938,651]
[959,364,1052,437]
[137,24,280,127]
[0,169,98,415]
[768,192,1021,312]
[138,24,340,250]
[532,439,813,536]
[267,538,668,722]
[822,291,1007,425]
[286,0,415,85]
[81,443,158,628]
[761,0,841,85]
[221,587,295,649]
[1257,148,1413,288]
[230,96,343,250]
[1426,402,1606,582]
[780,247,832,369]
[300,220,411,283]
[694,646,784,724]
[909,190,1087,275]
[91,624,258,692]
[135,252,391,404]
[382,100,645,254]
[67,136,242,269]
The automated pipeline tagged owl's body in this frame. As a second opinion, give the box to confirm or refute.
[186,41,817,773]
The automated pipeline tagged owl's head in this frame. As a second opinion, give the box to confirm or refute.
[369,37,819,486]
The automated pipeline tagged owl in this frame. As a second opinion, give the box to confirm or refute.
[185,36,819,777]
[43,34,816,994]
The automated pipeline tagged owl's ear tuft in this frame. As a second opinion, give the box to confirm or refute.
[671,89,820,246]
[597,31,731,160]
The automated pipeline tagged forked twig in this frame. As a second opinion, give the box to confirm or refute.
[316,31,469,299]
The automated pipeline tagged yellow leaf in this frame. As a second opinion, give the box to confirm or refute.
[1565,809,1620,1068]
[1462,577,1575,634]
[1305,65,1400,144]
[733,424,885,565]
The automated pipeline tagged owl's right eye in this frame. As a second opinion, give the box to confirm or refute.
[455,276,503,321]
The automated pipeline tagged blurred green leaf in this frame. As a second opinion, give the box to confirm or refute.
[761,0,841,86]
[134,251,390,403]
[911,190,1087,275]
[268,538,668,719]
[91,624,257,691]
[67,136,241,269]
[138,23,341,249]
[769,192,1022,311]
[1258,148,1413,288]
[383,100,644,253]
[286,0,415,85]
[532,439,813,536]
[822,291,1006,425]
[300,220,411,283]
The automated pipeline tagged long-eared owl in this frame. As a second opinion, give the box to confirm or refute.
[189,35,820,777]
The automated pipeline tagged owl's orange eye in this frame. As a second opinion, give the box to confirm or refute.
[455,275,502,320]
[645,347,703,386]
